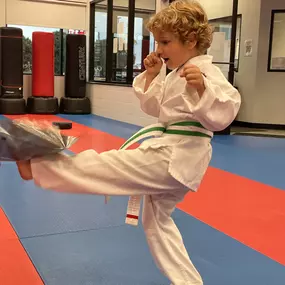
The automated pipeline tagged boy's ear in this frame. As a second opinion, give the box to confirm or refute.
[186,32,197,50]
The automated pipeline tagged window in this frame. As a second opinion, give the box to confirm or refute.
[208,15,242,73]
[268,10,285,72]
[89,0,156,85]
[7,25,86,76]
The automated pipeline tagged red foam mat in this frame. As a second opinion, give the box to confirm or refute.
[177,167,285,266]
[0,208,43,284]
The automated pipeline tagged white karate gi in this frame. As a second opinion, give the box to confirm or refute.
[29,55,241,285]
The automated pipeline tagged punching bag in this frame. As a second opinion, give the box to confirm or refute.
[27,31,58,114]
[32,32,54,97]
[0,27,26,114]
[65,34,86,98]
[60,34,90,114]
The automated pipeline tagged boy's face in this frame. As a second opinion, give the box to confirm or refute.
[153,30,197,70]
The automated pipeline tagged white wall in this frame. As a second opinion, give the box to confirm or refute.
[87,84,156,126]
[6,0,87,30]
[99,0,156,10]
[233,0,285,125]
[252,0,285,124]
[198,0,232,20]
[234,0,262,122]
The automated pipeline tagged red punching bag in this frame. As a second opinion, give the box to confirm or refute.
[32,32,54,97]
[27,31,58,114]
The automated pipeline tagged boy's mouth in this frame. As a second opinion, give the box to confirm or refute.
[163,58,169,63]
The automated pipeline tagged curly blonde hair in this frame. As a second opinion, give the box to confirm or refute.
[146,0,213,54]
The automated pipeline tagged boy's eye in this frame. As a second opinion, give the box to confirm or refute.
[161,41,170,45]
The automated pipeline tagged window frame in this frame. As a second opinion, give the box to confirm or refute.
[267,9,285,72]
[89,0,155,85]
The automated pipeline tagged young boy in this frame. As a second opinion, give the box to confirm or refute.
[17,1,241,284]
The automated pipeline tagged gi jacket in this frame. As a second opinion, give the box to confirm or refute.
[132,55,241,190]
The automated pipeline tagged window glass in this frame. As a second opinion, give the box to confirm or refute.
[269,11,285,71]
[90,0,156,84]
[133,2,156,79]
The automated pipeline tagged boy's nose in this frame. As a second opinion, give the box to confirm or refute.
[156,46,162,55]
[156,52,162,58]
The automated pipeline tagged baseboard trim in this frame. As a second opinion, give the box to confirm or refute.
[233,120,285,130]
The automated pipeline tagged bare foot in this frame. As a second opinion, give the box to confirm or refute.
[16,160,33,180]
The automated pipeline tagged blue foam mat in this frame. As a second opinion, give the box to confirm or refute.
[173,210,285,285]
[0,162,129,238]
[21,225,168,285]
[210,137,285,190]
[21,209,285,285]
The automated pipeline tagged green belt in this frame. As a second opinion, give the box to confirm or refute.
[120,121,213,150]
[105,121,213,209]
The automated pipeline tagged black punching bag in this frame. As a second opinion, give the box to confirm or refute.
[60,34,90,114]
[0,27,26,114]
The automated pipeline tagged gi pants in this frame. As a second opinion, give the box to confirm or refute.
[31,143,204,285]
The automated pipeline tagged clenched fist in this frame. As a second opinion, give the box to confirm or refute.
[180,64,205,97]
[144,52,163,77]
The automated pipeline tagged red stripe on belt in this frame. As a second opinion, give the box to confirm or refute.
[126,214,138,220]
